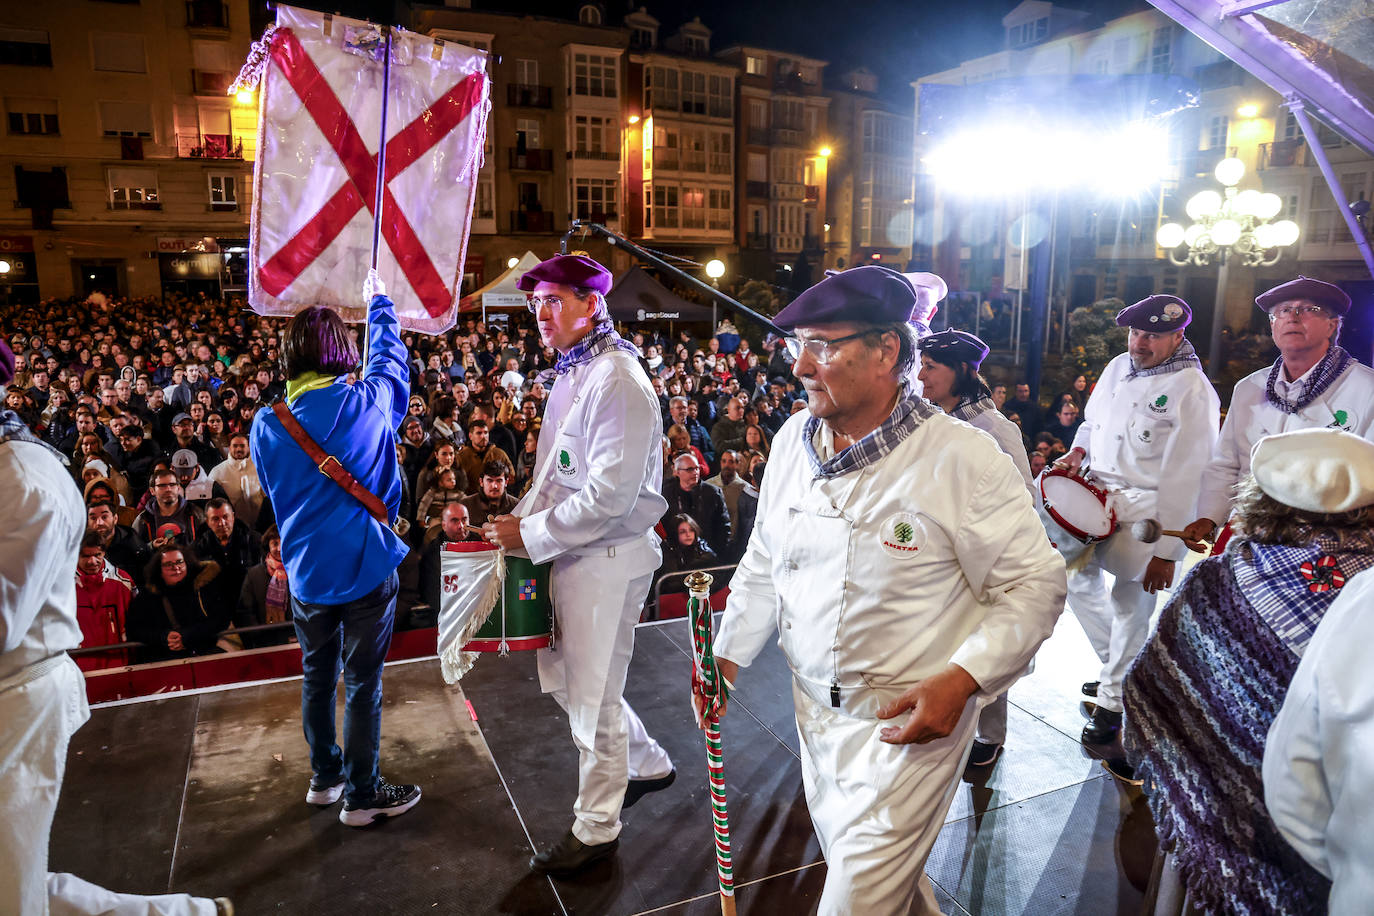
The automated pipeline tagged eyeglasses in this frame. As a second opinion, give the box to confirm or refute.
[526,295,574,314]
[1268,304,1330,321]
[161,559,186,569]
[783,331,873,365]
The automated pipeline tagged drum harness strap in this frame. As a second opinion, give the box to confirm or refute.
[271,401,392,527]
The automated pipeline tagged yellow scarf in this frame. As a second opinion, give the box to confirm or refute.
[285,371,340,406]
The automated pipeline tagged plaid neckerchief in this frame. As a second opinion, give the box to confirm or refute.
[1229,531,1374,656]
[803,387,937,479]
[1264,345,1353,415]
[0,408,67,464]
[1126,337,1202,380]
[536,321,640,386]
[950,394,997,423]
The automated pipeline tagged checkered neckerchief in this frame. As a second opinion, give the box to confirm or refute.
[949,394,997,423]
[535,321,641,386]
[1126,338,1202,380]
[803,387,937,479]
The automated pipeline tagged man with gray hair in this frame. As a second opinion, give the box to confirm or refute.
[711,265,1065,915]
[1184,276,1374,549]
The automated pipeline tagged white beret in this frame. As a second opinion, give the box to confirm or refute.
[1250,428,1374,513]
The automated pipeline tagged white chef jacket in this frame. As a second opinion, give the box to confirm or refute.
[1196,358,1374,525]
[1070,351,1220,563]
[0,439,85,682]
[966,409,1033,492]
[1265,567,1374,915]
[716,407,1066,709]
[517,349,668,563]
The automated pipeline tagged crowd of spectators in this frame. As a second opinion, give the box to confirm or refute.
[991,375,1093,478]
[0,289,804,658]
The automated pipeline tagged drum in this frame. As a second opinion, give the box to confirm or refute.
[1035,467,1117,564]
[436,542,554,683]
[465,550,554,652]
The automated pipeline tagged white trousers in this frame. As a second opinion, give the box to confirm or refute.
[0,654,216,916]
[538,548,672,846]
[1066,560,1157,714]
[795,681,977,916]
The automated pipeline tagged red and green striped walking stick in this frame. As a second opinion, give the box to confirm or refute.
[686,570,736,916]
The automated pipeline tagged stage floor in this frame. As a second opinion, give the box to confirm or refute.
[51,612,1157,915]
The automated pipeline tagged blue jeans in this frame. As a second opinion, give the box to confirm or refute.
[292,571,398,805]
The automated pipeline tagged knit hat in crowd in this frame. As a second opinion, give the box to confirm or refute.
[1250,428,1374,513]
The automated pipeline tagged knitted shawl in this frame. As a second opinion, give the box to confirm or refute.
[1122,545,1335,915]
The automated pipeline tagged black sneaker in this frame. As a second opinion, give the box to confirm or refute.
[339,779,421,827]
[966,740,1003,768]
[1081,708,1123,745]
[529,829,619,876]
[1081,681,1100,698]
[305,775,345,806]
[623,769,676,809]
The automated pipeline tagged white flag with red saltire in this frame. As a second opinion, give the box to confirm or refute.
[249,4,489,334]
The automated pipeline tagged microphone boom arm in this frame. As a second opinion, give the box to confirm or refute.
[560,220,786,337]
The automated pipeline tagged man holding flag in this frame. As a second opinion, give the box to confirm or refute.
[710,266,1066,915]
[483,254,675,876]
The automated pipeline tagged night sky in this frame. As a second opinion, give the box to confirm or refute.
[261,0,1154,98]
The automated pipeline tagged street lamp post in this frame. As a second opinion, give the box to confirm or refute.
[1156,156,1300,376]
[705,258,725,331]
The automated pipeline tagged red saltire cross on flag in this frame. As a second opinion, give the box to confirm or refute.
[249,5,490,334]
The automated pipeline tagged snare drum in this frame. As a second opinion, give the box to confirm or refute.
[439,542,554,658]
[1036,467,1117,561]
[466,551,554,652]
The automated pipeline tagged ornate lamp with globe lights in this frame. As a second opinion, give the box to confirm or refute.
[1155,157,1300,375]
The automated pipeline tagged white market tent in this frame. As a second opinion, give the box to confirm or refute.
[457,251,542,320]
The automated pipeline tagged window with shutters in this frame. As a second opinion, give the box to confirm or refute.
[107,167,159,209]
[0,28,52,67]
[93,33,147,72]
[98,101,154,138]
[6,98,59,135]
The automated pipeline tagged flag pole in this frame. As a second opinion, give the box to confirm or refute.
[687,570,736,916]
[371,26,392,271]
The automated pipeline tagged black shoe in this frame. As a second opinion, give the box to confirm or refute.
[966,740,1003,768]
[339,779,421,827]
[1102,757,1143,786]
[305,775,345,806]
[1081,681,1100,698]
[529,830,619,876]
[1081,708,1123,745]
[623,769,676,809]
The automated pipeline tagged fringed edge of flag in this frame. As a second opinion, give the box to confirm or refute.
[437,552,505,684]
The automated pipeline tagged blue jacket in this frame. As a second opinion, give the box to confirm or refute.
[250,296,410,604]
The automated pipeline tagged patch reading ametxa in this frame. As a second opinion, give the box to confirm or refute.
[879,511,927,558]
[1328,408,1356,431]
[556,446,579,478]
[1148,394,1169,413]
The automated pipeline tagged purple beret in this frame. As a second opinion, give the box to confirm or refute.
[1255,276,1350,316]
[918,329,990,368]
[517,254,612,296]
[774,266,918,332]
[0,339,12,386]
[1115,294,1192,332]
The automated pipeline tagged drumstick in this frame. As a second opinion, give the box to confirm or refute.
[1131,519,1209,550]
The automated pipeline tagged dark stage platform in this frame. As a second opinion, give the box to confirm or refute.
[50,614,1157,915]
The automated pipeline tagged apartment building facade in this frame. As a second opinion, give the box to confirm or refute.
[825,67,914,273]
[622,12,737,265]
[1,0,256,302]
[412,3,633,288]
